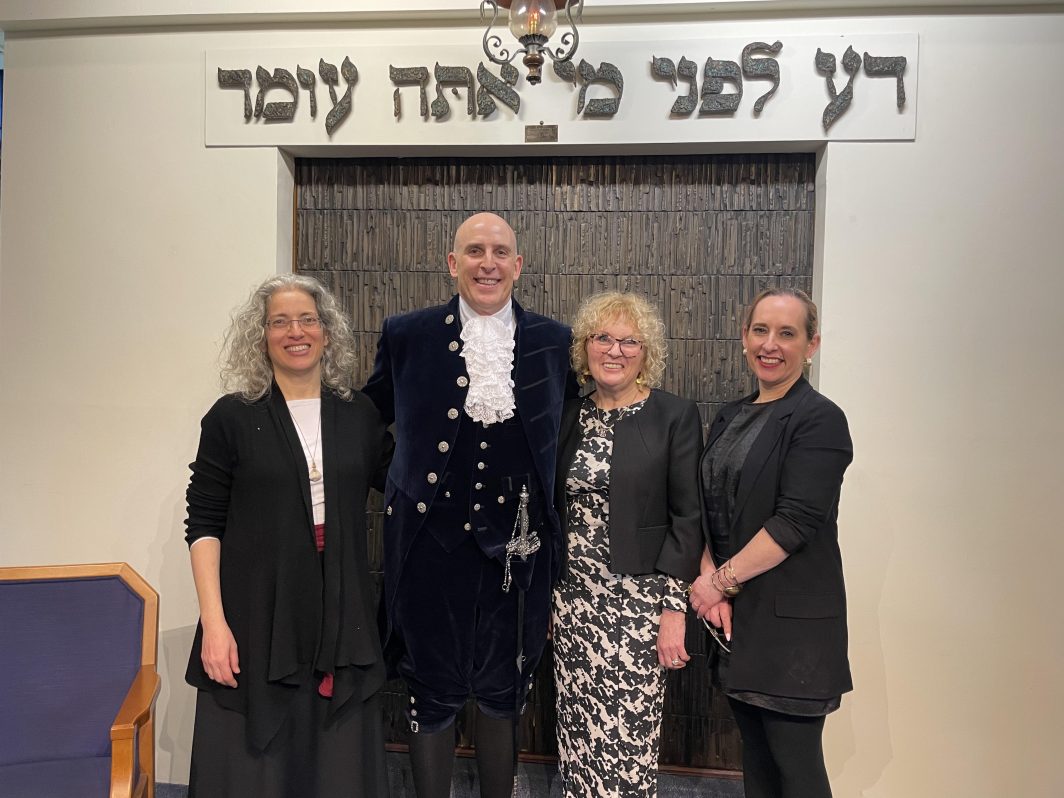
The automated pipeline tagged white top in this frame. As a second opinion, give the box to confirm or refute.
[287,398,326,526]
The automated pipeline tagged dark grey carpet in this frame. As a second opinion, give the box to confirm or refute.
[159,753,745,796]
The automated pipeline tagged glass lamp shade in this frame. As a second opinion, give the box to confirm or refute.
[508,0,558,39]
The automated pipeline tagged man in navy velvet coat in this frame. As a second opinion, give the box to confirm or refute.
[363,213,572,798]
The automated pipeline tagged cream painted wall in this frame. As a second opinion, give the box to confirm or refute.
[0,8,1061,796]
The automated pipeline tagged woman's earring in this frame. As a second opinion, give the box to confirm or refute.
[805,357,813,365]
[742,348,748,355]
[635,374,645,386]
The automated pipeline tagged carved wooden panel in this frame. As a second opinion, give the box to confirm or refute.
[296,153,815,772]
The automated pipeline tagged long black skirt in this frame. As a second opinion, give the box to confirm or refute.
[188,680,389,798]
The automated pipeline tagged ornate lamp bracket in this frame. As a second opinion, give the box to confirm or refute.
[481,0,584,85]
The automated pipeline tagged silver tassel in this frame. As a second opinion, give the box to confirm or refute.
[502,484,540,592]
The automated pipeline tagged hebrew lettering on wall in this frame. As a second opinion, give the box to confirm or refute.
[211,36,915,140]
[815,45,907,130]
[296,66,317,118]
[218,59,359,133]
[863,52,907,108]
[320,57,359,135]
[254,66,298,121]
[554,59,623,117]
[700,57,743,115]
[431,64,476,119]
[218,69,253,121]
[651,56,699,116]
[741,41,783,114]
[816,45,860,130]
[476,63,521,117]
[653,43,779,118]
[390,66,430,119]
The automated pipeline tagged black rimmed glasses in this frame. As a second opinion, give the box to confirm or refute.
[266,315,322,332]
[587,332,643,356]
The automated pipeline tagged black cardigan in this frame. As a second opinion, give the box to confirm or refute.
[555,388,704,583]
[184,386,392,751]
[701,376,854,700]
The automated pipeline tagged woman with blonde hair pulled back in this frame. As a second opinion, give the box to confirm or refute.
[691,287,853,798]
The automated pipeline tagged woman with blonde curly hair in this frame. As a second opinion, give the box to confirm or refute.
[552,291,704,797]
[184,274,393,797]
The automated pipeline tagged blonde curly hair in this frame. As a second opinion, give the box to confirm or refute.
[570,291,667,389]
[219,274,357,401]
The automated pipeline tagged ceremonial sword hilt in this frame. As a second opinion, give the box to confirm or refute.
[502,484,541,592]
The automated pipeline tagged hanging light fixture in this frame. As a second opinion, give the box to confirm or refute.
[481,0,584,85]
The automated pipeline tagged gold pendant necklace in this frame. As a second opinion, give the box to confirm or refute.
[290,406,322,482]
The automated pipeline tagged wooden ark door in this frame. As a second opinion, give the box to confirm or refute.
[295,154,816,772]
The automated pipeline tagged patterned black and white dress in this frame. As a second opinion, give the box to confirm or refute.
[552,398,688,798]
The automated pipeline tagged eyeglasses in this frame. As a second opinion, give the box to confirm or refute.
[702,618,731,654]
[266,315,322,332]
[588,333,643,356]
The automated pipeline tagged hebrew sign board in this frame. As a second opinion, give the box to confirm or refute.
[206,34,918,148]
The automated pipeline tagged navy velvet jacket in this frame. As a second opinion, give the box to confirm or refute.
[363,296,573,641]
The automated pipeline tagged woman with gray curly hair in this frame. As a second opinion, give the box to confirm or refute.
[184,274,393,798]
[552,291,704,797]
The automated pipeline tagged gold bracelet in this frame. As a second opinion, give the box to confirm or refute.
[710,570,727,594]
[724,560,739,584]
[717,560,743,597]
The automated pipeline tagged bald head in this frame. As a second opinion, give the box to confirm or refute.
[447,212,524,316]
[452,212,517,254]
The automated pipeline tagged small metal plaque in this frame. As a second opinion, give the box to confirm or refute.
[525,124,558,143]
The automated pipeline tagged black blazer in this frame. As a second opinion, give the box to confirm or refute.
[184,386,392,751]
[701,376,853,700]
[556,389,704,583]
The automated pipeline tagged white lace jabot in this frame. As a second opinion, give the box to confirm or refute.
[458,297,516,426]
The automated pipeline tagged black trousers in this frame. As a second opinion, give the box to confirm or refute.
[728,698,832,798]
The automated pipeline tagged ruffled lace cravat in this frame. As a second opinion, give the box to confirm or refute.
[460,314,516,426]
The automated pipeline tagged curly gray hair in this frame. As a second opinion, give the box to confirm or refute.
[220,274,357,401]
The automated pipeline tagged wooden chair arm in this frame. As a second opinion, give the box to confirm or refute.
[110,666,160,798]
[111,665,161,741]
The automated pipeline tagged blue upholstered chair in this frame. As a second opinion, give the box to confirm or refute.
[0,563,161,798]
